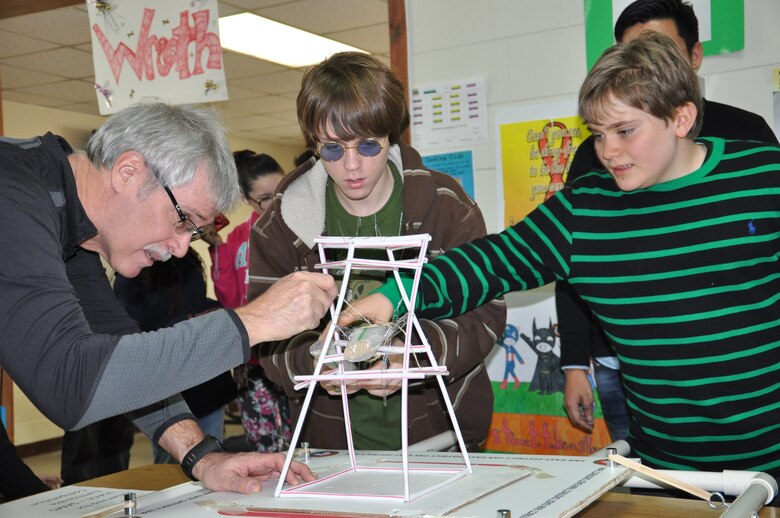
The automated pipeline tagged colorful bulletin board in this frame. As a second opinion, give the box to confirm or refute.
[584,0,745,69]
[87,0,228,114]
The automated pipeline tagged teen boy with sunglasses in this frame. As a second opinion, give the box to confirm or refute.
[345,32,780,480]
[247,52,506,451]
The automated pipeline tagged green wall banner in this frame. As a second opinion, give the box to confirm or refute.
[584,0,744,69]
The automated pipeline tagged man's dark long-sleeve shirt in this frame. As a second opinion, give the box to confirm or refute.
[0,133,248,437]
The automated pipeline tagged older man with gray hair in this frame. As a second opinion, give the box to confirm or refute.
[0,102,336,494]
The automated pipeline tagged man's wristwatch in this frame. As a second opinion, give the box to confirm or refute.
[181,435,224,481]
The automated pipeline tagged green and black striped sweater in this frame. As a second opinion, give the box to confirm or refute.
[382,137,780,474]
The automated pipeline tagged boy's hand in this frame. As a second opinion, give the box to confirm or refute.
[337,293,395,327]
[563,369,595,432]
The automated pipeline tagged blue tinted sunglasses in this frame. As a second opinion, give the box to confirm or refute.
[317,139,384,162]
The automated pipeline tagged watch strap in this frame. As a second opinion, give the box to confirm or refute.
[181,435,224,481]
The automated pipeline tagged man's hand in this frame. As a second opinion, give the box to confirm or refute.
[236,271,337,344]
[192,452,317,493]
[564,369,595,432]
[157,420,315,494]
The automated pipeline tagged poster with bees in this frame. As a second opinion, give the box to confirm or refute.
[86,0,228,114]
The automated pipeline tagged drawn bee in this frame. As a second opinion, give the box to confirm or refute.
[89,0,125,33]
[204,80,218,95]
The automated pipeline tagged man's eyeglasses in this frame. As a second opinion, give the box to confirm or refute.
[152,169,205,241]
[317,139,384,162]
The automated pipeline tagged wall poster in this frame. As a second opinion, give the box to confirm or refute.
[410,79,487,150]
[422,150,475,200]
[496,101,590,228]
[483,290,611,456]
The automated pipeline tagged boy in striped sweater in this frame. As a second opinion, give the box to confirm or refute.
[348,31,780,479]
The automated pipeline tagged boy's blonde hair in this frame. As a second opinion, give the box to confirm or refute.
[580,31,703,139]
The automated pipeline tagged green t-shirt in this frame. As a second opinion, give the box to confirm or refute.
[324,162,404,450]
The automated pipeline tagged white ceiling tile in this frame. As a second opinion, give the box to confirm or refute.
[0,47,95,79]
[2,90,70,108]
[324,23,390,54]
[22,80,98,104]
[222,51,286,80]
[0,6,91,46]
[217,2,243,17]
[221,0,292,11]
[270,124,306,138]
[0,64,66,89]
[246,124,305,143]
[230,69,304,95]
[256,0,387,36]
[0,30,59,59]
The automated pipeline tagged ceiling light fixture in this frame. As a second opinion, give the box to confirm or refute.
[218,13,368,68]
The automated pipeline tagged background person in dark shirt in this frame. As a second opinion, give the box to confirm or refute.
[114,247,237,463]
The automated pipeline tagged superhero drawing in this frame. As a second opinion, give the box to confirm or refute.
[522,318,565,395]
[498,324,525,390]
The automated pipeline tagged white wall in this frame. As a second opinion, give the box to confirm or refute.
[407,0,780,234]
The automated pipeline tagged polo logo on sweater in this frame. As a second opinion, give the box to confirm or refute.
[748,220,757,235]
